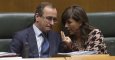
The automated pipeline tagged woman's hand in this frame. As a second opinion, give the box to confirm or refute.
[61,31,71,43]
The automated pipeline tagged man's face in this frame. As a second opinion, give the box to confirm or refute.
[35,6,57,32]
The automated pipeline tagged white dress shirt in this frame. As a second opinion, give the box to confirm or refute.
[33,24,44,56]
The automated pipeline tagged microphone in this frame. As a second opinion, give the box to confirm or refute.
[22,42,29,58]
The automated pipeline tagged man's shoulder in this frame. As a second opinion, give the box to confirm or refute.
[48,31,61,39]
[48,31,60,35]
[15,26,33,35]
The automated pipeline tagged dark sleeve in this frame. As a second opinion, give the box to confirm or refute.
[9,32,23,56]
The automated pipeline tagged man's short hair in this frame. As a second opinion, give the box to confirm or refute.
[33,2,56,22]
[35,2,55,17]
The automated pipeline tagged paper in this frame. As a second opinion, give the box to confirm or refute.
[0,52,17,57]
[58,51,97,56]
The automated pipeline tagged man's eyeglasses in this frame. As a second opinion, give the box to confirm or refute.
[42,16,57,23]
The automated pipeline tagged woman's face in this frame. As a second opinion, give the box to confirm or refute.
[65,18,81,35]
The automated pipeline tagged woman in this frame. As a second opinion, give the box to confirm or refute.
[59,5,107,54]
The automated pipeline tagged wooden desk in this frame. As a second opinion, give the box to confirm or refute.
[66,54,115,60]
[1,55,115,60]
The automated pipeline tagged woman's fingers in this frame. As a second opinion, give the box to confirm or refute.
[61,31,65,40]
[61,31,71,43]
[65,37,71,43]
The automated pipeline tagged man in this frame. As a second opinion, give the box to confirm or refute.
[9,2,61,58]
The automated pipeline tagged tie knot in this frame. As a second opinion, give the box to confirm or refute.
[40,33,48,38]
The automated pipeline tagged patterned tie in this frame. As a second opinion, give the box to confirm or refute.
[40,33,49,57]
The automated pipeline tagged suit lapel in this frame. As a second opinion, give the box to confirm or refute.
[27,27,39,56]
[48,31,57,56]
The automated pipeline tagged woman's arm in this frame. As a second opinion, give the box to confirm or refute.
[86,29,107,54]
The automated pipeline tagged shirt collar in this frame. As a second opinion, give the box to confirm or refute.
[33,24,42,36]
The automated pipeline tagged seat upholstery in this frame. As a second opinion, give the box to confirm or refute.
[87,12,115,55]
[0,13,34,52]
[87,12,115,37]
[0,39,11,51]
[87,12,115,41]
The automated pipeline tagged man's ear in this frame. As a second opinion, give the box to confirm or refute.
[35,13,39,17]
[36,16,41,22]
[35,13,41,22]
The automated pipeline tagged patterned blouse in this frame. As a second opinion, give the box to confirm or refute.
[59,29,107,54]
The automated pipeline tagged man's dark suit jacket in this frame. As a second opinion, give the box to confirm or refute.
[9,26,61,58]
